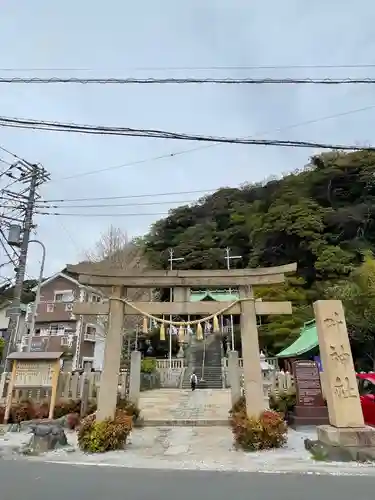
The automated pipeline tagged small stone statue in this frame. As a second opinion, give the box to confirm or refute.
[27,423,68,454]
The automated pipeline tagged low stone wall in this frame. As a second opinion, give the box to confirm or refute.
[140,372,161,391]
[155,360,184,388]
[224,368,295,394]
[157,368,184,388]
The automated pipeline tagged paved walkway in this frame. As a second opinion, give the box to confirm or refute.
[1,390,375,475]
[2,425,375,476]
[139,389,231,424]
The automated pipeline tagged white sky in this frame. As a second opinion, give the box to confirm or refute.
[0,1,375,279]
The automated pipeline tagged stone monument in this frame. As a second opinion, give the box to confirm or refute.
[312,300,375,460]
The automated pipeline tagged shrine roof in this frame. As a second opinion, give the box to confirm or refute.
[276,320,318,358]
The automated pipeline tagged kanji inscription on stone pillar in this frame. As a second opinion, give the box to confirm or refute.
[314,300,364,428]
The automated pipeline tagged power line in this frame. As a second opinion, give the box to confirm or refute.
[1,77,375,85]
[36,211,169,217]
[56,219,82,256]
[33,171,370,217]
[36,201,196,209]
[41,188,217,203]
[36,198,195,210]
[46,103,375,183]
[2,64,375,72]
[52,147,214,182]
[0,115,373,151]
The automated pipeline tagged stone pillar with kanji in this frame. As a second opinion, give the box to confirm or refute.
[313,300,375,459]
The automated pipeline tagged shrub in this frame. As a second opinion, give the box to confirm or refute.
[116,397,140,421]
[30,401,50,420]
[11,401,35,423]
[269,390,296,416]
[0,397,138,425]
[53,399,97,419]
[0,400,43,424]
[229,397,287,452]
[53,399,81,418]
[77,409,132,453]
[141,358,157,374]
[229,395,246,416]
[66,413,81,430]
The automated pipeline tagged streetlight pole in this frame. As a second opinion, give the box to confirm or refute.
[168,249,184,372]
[27,239,46,352]
[224,247,242,351]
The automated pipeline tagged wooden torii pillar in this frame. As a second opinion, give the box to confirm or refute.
[68,263,296,421]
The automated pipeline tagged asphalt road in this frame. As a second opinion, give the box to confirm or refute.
[0,460,374,500]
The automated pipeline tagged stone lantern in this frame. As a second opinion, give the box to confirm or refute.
[260,351,274,408]
[239,352,274,408]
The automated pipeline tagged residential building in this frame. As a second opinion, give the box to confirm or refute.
[25,270,105,370]
[0,301,28,340]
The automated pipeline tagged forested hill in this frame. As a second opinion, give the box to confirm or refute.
[145,150,375,279]
[144,150,375,361]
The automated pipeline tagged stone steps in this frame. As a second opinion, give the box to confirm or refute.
[181,367,223,389]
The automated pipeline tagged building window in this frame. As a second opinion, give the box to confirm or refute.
[84,325,96,341]
[49,324,65,336]
[46,303,54,313]
[61,336,69,346]
[50,324,60,335]
[90,294,101,303]
[65,303,74,311]
[54,290,74,303]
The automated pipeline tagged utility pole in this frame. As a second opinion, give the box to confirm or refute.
[2,163,49,368]
[27,239,46,351]
[224,247,242,351]
[167,249,184,372]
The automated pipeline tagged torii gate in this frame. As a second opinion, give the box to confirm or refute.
[68,262,296,421]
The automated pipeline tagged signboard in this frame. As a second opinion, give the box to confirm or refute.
[294,360,325,407]
[14,361,54,387]
[3,353,63,423]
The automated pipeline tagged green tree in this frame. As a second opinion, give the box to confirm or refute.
[0,337,5,359]
[326,253,375,370]
[144,149,375,358]
[255,277,315,355]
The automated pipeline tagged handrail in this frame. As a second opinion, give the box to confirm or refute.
[201,334,206,381]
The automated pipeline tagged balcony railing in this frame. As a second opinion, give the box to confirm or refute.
[84,332,96,342]
[40,328,66,336]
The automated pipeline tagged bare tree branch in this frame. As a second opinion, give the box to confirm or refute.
[84,225,151,338]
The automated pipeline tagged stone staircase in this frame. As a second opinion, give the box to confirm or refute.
[181,334,223,389]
